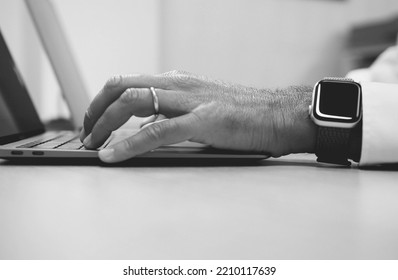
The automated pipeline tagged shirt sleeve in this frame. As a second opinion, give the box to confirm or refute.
[346,46,398,166]
[359,82,398,166]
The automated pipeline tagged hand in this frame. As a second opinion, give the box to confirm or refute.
[80,71,316,163]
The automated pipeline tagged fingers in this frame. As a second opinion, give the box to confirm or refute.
[81,74,172,141]
[83,87,186,149]
[98,113,200,163]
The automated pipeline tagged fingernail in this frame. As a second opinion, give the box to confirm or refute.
[99,148,114,162]
[83,134,92,147]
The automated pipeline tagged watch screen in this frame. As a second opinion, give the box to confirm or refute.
[315,80,361,123]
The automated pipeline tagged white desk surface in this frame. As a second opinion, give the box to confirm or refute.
[0,154,397,260]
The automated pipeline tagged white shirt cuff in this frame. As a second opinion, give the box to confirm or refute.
[359,82,398,166]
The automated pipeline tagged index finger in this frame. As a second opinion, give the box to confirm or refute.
[81,74,171,141]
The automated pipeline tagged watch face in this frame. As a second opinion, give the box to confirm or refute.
[313,80,361,124]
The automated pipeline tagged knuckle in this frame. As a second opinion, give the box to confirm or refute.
[144,123,166,143]
[175,74,192,83]
[163,70,182,76]
[120,88,140,105]
[161,70,197,89]
[122,138,135,152]
[173,74,198,87]
[176,70,192,76]
[104,75,122,90]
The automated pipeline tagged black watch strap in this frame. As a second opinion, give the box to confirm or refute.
[316,127,351,166]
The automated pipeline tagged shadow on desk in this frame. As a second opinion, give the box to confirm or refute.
[359,163,398,171]
[2,155,397,170]
[0,156,325,169]
[0,156,398,171]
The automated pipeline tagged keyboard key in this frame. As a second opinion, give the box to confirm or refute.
[56,142,84,150]
[16,132,82,149]
[17,138,52,148]
[51,135,78,144]
[34,142,59,149]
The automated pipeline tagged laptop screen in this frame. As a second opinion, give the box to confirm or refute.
[0,30,44,145]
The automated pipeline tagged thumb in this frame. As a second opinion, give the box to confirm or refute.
[98,113,199,163]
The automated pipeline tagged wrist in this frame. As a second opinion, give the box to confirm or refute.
[281,86,317,155]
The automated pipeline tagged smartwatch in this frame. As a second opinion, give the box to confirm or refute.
[309,77,362,166]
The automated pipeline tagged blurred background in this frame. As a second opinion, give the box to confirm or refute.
[0,0,398,122]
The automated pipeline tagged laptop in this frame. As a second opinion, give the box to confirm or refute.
[24,0,90,128]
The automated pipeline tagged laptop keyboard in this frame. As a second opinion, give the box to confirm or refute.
[17,132,85,150]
